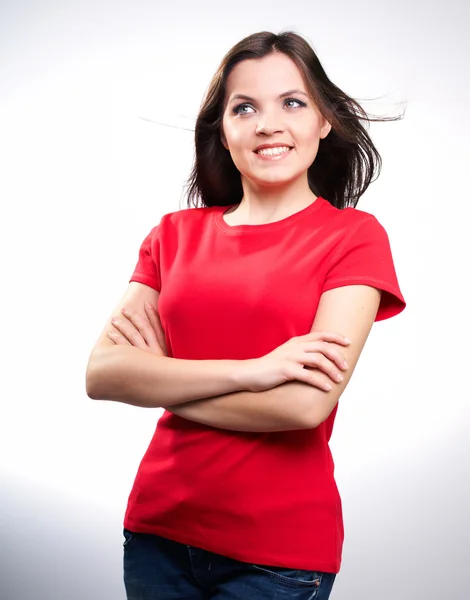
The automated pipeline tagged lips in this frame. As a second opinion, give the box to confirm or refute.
[254,144,293,153]
[254,146,293,159]
[253,148,293,163]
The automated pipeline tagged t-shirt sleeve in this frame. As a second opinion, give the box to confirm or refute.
[322,215,406,321]
[129,224,161,292]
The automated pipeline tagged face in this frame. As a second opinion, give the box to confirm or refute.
[221,52,331,189]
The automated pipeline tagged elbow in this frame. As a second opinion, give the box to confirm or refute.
[294,403,321,430]
[86,363,104,400]
[304,410,330,430]
[85,349,113,400]
[303,410,321,429]
[86,378,100,401]
[303,395,341,429]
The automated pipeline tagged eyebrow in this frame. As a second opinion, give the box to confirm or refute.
[228,89,309,104]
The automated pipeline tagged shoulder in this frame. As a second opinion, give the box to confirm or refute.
[159,205,217,231]
[319,200,392,253]
[139,206,216,243]
[322,198,385,233]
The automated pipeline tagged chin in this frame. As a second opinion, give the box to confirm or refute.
[249,171,302,187]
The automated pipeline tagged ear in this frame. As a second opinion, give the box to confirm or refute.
[320,118,332,140]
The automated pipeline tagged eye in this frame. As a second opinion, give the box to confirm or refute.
[284,98,307,109]
[233,103,255,115]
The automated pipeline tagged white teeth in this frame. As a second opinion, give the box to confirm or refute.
[257,146,291,156]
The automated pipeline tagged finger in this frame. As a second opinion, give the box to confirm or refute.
[299,352,344,383]
[302,342,349,370]
[293,366,335,392]
[120,308,160,349]
[300,331,351,345]
[107,327,132,346]
[144,302,168,355]
[110,315,149,350]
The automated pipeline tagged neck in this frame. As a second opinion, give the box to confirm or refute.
[235,174,317,223]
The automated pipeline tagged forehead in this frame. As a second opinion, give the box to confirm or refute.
[225,53,306,100]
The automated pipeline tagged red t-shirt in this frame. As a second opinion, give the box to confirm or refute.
[123,196,405,573]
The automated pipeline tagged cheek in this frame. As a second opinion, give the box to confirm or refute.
[298,121,322,155]
[224,125,244,151]
[297,116,321,140]
[222,116,252,152]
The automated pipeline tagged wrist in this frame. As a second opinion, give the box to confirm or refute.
[231,359,256,393]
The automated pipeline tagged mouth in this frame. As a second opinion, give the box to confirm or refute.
[253,145,293,160]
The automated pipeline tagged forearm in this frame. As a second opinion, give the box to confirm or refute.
[86,346,246,408]
[167,381,329,432]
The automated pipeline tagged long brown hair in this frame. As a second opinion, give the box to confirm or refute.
[185,31,404,210]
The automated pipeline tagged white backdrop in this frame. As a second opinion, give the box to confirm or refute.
[1,1,469,599]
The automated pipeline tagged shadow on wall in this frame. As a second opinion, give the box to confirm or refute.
[333,429,470,600]
[1,476,126,600]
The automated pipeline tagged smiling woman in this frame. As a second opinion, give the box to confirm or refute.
[86,30,406,600]
[220,54,331,198]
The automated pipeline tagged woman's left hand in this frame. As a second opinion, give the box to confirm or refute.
[107,302,168,357]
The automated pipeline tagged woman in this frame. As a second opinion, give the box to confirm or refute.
[86,31,406,600]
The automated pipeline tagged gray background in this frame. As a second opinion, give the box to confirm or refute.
[1,0,469,598]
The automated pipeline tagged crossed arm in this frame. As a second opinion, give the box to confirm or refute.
[86,282,381,431]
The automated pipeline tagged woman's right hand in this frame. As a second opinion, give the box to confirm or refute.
[242,332,351,393]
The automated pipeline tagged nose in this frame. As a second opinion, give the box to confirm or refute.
[255,112,284,136]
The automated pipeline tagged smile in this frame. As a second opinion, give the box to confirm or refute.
[254,146,293,160]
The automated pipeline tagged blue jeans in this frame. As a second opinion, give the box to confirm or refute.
[123,528,336,599]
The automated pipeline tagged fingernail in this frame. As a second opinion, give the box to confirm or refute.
[344,338,351,344]
[337,373,343,381]
[343,360,349,369]
[325,384,332,391]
